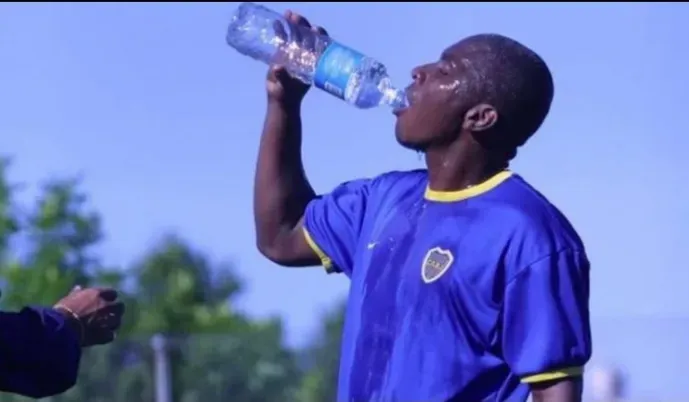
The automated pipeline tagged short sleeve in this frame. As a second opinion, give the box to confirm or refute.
[502,248,592,384]
[302,178,371,276]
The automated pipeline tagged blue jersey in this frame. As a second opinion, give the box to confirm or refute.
[303,170,591,402]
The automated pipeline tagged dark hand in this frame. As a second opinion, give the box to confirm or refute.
[267,10,329,107]
[54,286,125,347]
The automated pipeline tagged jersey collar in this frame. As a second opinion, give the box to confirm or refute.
[424,170,513,202]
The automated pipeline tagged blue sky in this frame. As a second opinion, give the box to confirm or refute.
[1,3,687,398]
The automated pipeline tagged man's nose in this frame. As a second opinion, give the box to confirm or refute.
[411,66,427,85]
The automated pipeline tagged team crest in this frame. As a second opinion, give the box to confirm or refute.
[421,247,454,283]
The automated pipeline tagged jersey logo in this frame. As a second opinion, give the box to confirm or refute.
[421,247,454,283]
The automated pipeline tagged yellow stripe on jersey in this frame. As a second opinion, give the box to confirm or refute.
[302,227,335,272]
[521,366,584,383]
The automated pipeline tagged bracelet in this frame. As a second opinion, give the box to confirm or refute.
[54,304,85,344]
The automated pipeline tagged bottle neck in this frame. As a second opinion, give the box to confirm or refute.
[380,79,409,109]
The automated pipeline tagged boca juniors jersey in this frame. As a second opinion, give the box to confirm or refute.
[302,170,592,402]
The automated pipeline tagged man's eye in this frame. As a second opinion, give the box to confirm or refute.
[438,62,452,75]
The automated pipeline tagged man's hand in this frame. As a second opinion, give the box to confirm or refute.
[53,286,125,347]
[266,10,329,108]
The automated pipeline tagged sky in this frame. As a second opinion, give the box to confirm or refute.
[1,2,688,399]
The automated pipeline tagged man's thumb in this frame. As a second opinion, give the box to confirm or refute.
[271,65,289,80]
[70,285,82,294]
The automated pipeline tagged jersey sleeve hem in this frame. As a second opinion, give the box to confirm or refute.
[521,366,584,384]
[302,227,336,273]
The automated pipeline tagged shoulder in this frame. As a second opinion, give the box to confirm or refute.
[334,169,427,200]
[484,173,586,269]
[371,169,427,189]
[316,170,427,217]
[368,169,427,205]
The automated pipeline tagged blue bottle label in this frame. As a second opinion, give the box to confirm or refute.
[313,42,365,100]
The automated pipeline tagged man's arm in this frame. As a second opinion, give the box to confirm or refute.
[254,100,320,267]
[255,98,375,275]
[254,14,370,273]
[254,12,320,267]
[0,307,81,398]
[531,378,583,402]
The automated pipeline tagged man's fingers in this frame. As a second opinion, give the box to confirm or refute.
[286,10,311,28]
[105,301,125,317]
[311,26,329,53]
[276,11,324,54]
[92,316,121,332]
[98,288,119,302]
[312,25,329,37]
[267,64,288,83]
[102,315,122,331]
[94,329,116,345]
[87,302,124,330]
[284,10,312,45]
[270,64,285,75]
[273,19,287,42]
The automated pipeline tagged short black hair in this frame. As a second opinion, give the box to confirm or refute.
[460,34,554,153]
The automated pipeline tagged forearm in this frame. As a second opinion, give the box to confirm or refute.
[254,101,316,255]
[530,378,583,402]
[0,307,81,398]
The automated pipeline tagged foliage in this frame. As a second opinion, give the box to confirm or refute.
[0,159,319,402]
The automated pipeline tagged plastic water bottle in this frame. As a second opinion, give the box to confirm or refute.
[226,2,409,110]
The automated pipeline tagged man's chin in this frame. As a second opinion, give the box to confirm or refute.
[395,135,429,152]
[395,115,430,152]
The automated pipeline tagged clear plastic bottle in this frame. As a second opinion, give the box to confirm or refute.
[226,2,409,110]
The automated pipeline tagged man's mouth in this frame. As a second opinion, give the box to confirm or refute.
[393,86,415,116]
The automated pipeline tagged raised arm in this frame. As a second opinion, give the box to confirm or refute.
[254,11,373,276]
[254,96,320,267]
[254,11,329,267]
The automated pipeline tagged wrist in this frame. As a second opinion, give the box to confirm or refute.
[54,305,85,346]
[267,98,302,115]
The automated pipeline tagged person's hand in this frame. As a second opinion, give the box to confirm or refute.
[267,10,329,107]
[54,286,125,347]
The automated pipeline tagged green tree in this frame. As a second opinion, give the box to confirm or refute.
[52,216,302,402]
[127,235,301,402]
[0,169,99,309]
[0,160,302,402]
[0,159,19,280]
[0,160,131,402]
[297,302,345,402]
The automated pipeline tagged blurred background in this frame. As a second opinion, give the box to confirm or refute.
[0,2,687,401]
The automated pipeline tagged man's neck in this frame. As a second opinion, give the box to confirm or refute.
[424,141,507,192]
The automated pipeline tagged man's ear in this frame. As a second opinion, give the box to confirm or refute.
[462,103,498,132]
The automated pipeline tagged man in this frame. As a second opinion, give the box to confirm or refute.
[0,286,125,398]
[253,10,591,402]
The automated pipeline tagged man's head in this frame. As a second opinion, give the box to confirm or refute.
[395,34,554,159]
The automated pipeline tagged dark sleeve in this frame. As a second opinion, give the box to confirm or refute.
[0,306,82,398]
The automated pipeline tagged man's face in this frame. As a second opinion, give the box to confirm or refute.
[394,41,477,151]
